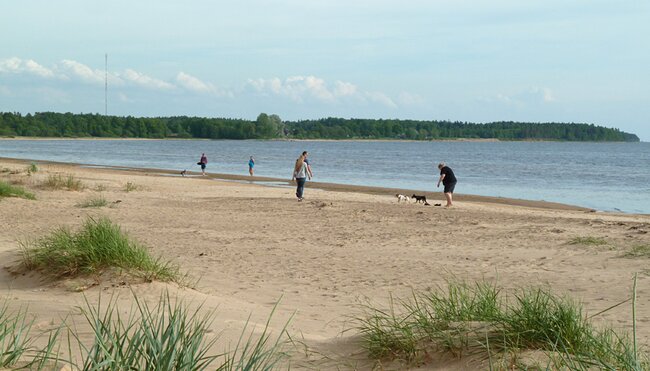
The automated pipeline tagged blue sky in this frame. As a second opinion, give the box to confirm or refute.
[1,1,648,140]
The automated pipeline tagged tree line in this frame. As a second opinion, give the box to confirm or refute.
[0,112,639,142]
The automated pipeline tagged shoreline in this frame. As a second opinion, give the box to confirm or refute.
[0,136,640,143]
[1,156,597,212]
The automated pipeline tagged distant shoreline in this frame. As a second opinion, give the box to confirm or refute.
[0,136,638,143]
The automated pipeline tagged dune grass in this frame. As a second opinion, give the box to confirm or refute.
[63,292,220,371]
[20,216,180,283]
[220,303,291,371]
[622,245,650,258]
[0,180,36,200]
[41,174,85,191]
[21,293,290,371]
[76,195,108,208]
[0,302,34,368]
[356,280,646,369]
[569,236,608,246]
[27,162,38,175]
[124,181,142,192]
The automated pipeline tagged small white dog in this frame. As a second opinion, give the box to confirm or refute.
[396,194,410,203]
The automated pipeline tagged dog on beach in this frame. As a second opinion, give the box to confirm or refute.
[412,194,430,205]
[396,194,410,203]
[180,169,187,177]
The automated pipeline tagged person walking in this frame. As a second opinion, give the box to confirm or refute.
[248,156,255,176]
[292,151,312,201]
[436,162,457,207]
[198,153,208,176]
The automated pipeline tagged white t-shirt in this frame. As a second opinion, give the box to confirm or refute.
[294,162,308,178]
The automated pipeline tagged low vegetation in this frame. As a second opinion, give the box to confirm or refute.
[41,174,85,191]
[0,180,35,200]
[124,181,142,192]
[20,217,180,283]
[356,280,645,369]
[569,236,608,246]
[26,162,38,175]
[622,244,650,258]
[0,302,34,368]
[2,293,290,370]
[76,195,108,208]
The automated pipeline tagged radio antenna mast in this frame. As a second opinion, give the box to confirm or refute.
[104,53,108,116]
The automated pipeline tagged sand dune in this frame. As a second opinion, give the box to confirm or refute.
[1,157,649,369]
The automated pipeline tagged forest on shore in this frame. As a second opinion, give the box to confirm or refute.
[0,112,640,142]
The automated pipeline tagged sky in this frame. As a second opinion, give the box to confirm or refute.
[1,1,649,140]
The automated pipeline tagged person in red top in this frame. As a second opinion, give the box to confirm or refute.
[198,153,208,176]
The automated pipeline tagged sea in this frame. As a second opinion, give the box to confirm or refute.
[1,139,648,214]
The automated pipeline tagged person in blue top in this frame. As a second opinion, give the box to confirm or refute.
[248,156,255,176]
[437,162,457,207]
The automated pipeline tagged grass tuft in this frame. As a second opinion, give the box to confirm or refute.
[26,162,38,175]
[41,174,86,191]
[569,236,608,246]
[67,291,220,371]
[220,302,291,370]
[20,216,181,282]
[356,279,646,369]
[76,195,108,208]
[622,244,650,258]
[124,181,142,192]
[0,301,34,367]
[0,180,36,200]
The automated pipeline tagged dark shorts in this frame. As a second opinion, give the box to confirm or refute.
[443,182,456,193]
[201,163,206,170]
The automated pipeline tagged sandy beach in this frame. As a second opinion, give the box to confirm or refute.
[1,157,649,369]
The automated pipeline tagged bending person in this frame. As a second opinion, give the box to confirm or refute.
[436,162,457,207]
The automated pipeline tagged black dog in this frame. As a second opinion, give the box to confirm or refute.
[411,194,430,206]
[180,169,187,177]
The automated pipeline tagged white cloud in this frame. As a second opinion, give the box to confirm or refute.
[59,59,106,84]
[334,81,357,96]
[0,57,55,78]
[365,91,397,108]
[247,75,397,108]
[176,72,215,94]
[121,69,174,90]
[487,86,556,106]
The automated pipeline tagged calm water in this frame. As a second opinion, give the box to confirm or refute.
[1,139,649,213]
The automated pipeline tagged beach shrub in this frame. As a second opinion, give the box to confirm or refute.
[41,174,85,191]
[0,180,35,200]
[356,279,645,369]
[76,195,108,208]
[20,217,180,282]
